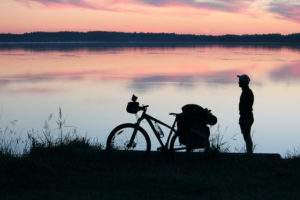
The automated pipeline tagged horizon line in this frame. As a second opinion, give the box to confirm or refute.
[1,30,300,37]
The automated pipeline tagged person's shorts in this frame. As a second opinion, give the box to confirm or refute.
[239,117,254,135]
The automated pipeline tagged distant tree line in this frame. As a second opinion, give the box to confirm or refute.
[0,31,300,43]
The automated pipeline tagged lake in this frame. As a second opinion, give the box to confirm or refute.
[0,43,299,155]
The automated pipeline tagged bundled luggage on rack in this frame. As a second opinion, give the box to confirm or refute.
[176,104,217,149]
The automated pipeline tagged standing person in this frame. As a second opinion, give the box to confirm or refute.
[237,74,254,154]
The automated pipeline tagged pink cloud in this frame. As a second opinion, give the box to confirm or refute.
[15,0,253,14]
[15,0,98,9]
[132,0,253,12]
[2,87,61,94]
[269,2,300,23]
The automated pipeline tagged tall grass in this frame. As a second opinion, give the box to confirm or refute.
[0,108,102,158]
[209,125,230,153]
[285,146,300,159]
[209,125,257,154]
[27,108,103,155]
[0,120,25,157]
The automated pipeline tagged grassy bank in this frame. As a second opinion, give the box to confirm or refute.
[1,146,300,200]
[1,109,299,199]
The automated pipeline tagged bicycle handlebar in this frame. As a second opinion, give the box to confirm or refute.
[139,105,149,111]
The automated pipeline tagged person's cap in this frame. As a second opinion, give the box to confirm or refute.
[237,74,250,83]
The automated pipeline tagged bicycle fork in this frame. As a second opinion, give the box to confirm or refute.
[127,119,141,148]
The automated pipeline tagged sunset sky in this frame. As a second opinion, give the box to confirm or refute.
[1,0,300,35]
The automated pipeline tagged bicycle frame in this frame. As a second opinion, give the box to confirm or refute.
[127,108,178,151]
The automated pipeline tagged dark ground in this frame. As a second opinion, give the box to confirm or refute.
[0,150,299,200]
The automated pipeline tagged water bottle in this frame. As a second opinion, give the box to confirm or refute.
[155,122,164,138]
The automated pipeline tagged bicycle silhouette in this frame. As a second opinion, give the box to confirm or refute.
[106,95,209,152]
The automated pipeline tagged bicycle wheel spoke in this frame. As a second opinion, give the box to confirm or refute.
[107,125,150,152]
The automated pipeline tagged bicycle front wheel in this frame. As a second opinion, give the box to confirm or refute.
[106,123,151,152]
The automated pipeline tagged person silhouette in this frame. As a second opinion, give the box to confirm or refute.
[237,74,254,154]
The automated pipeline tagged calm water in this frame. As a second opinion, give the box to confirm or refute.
[0,44,300,155]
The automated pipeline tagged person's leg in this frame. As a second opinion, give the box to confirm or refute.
[239,118,254,154]
[243,133,253,154]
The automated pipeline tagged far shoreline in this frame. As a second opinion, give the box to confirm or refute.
[1,41,300,45]
[1,41,300,51]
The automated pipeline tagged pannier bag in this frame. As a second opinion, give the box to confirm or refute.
[177,104,217,148]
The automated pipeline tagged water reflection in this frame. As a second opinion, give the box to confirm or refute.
[0,45,299,155]
[270,60,300,82]
[1,42,300,53]
[128,70,238,91]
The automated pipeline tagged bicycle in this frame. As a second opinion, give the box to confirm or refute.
[106,95,208,153]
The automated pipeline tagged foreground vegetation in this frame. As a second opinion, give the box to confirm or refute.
[1,147,300,200]
[0,109,299,200]
[1,130,299,200]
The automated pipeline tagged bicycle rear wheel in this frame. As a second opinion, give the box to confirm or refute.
[170,133,209,153]
[169,133,189,152]
[106,123,151,152]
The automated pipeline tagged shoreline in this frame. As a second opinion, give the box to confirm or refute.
[1,41,300,45]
